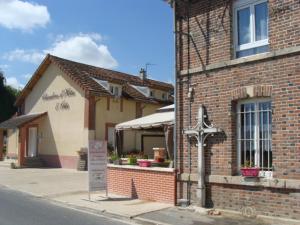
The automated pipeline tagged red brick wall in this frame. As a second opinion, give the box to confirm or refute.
[177,55,300,179]
[207,183,300,220]
[107,167,176,204]
[175,0,300,220]
[176,0,300,71]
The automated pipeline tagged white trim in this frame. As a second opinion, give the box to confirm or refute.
[233,0,269,58]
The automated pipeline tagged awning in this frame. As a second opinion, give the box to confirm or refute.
[0,112,47,129]
[116,105,174,130]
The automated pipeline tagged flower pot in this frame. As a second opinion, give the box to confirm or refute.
[138,160,151,167]
[241,168,260,177]
[113,159,122,165]
[128,157,137,165]
[155,158,165,163]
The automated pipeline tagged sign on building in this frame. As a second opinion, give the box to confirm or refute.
[88,140,107,199]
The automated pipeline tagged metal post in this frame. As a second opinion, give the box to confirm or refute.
[197,135,205,207]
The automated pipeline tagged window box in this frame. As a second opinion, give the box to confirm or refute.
[138,160,151,167]
[241,167,260,177]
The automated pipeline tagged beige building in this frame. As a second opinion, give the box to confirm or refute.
[0,54,173,168]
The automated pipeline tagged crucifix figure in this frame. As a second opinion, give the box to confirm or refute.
[184,105,222,207]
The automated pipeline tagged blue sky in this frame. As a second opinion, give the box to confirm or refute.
[0,0,174,89]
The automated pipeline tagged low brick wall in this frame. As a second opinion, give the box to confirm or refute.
[107,165,176,204]
[207,183,300,220]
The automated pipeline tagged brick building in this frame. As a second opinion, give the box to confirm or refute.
[172,0,300,220]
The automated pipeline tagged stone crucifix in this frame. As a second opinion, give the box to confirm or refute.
[183,105,222,207]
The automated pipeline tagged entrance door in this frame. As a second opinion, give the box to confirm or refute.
[27,127,38,157]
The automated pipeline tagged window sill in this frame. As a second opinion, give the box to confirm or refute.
[179,45,300,76]
[207,175,300,189]
[178,173,300,189]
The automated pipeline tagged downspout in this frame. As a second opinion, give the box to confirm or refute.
[173,0,178,171]
[186,0,192,205]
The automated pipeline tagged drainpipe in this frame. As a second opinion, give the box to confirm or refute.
[173,0,192,205]
[186,0,192,205]
[173,0,178,171]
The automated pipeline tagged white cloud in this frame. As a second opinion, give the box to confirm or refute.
[45,34,118,69]
[3,33,118,69]
[0,0,50,31]
[3,49,44,64]
[6,76,24,89]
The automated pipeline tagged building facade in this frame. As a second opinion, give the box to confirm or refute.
[174,0,299,220]
[0,54,173,169]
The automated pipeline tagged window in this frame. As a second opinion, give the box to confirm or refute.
[109,85,121,97]
[150,90,155,98]
[234,0,269,58]
[237,99,272,177]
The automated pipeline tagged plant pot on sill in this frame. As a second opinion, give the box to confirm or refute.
[128,157,137,165]
[138,160,151,167]
[155,157,165,163]
[241,167,260,177]
[113,159,122,165]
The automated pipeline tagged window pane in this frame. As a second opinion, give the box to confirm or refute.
[237,7,251,45]
[236,45,269,58]
[255,2,268,41]
[259,101,272,170]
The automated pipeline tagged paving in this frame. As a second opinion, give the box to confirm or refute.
[0,162,171,219]
[0,161,299,225]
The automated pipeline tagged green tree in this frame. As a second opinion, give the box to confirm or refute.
[0,71,20,123]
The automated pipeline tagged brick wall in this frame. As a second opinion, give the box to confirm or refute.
[175,0,300,219]
[176,0,300,71]
[107,166,176,204]
[207,183,300,220]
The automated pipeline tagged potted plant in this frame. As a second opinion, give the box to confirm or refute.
[111,154,122,165]
[138,160,151,167]
[127,155,137,165]
[241,161,260,177]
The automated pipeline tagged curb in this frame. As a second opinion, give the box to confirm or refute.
[134,217,171,225]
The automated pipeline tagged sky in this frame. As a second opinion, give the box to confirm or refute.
[0,0,174,89]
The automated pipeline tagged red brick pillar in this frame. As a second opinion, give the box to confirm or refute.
[0,129,3,161]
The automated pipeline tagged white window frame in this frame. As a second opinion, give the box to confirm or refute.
[237,98,272,178]
[109,84,121,97]
[150,90,155,98]
[233,0,269,57]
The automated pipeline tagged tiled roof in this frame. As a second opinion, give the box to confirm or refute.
[15,54,173,106]
[0,112,47,129]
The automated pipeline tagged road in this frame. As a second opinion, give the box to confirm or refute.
[0,186,132,225]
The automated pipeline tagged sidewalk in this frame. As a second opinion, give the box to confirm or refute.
[0,162,171,219]
[0,162,299,225]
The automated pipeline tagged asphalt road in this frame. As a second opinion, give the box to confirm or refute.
[0,186,131,225]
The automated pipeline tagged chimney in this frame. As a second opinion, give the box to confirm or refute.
[139,68,147,80]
